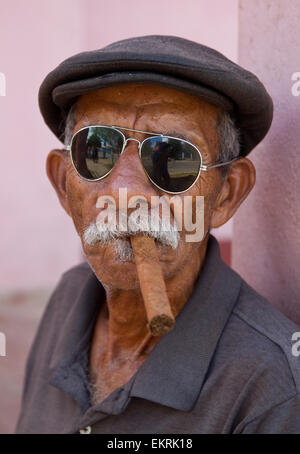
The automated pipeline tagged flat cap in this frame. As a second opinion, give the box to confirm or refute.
[39,35,273,156]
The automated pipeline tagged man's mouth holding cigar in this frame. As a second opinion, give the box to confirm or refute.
[80,201,194,290]
[83,208,181,262]
[77,182,207,292]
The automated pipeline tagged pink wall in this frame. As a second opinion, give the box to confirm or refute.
[0,0,238,292]
[232,0,300,324]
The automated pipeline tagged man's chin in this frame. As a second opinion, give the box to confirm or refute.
[82,237,182,289]
[87,256,141,290]
[82,239,138,289]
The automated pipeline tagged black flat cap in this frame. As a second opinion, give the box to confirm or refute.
[39,35,273,156]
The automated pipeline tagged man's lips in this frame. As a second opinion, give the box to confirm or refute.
[84,234,179,264]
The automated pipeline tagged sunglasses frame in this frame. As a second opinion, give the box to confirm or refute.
[65,124,238,194]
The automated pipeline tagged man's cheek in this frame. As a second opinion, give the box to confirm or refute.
[66,177,85,234]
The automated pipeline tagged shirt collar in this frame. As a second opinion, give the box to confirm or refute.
[49,234,241,412]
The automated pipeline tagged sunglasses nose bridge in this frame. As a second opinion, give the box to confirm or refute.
[123,137,141,154]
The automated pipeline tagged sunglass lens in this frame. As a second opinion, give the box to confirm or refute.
[141,137,201,192]
[71,126,124,180]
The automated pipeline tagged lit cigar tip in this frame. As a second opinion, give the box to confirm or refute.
[149,314,175,337]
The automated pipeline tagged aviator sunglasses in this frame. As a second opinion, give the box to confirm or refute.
[66,125,237,194]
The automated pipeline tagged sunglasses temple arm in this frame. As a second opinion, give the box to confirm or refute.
[200,157,238,171]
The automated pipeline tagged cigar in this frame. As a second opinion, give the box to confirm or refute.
[130,235,175,337]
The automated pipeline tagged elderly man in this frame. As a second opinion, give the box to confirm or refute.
[16,35,300,434]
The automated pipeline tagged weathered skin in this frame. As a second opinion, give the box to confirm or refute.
[46,84,255,403]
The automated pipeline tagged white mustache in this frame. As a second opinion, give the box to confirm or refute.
[84,210,180,261]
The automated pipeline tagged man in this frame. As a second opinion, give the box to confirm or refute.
[16,35,300,434]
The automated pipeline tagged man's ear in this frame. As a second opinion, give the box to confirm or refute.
[210,157,256,228]
[46,149,71,216]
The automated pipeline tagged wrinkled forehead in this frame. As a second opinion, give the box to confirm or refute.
[73,84,220,154]
[75,84,219,119]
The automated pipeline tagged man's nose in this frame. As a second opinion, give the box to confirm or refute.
[102,140,159,206]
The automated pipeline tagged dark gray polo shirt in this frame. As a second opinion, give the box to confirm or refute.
[16,235,300,434]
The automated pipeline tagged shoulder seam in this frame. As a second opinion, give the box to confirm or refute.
[241,392,299,430]
[233,309,299,393]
